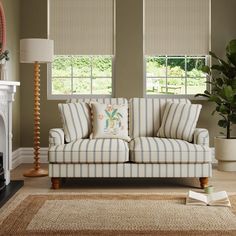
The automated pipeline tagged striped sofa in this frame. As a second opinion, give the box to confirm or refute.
[49,98,212,189]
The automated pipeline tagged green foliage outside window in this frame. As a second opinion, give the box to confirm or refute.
[146,56,207,95]
[51,55,112,95]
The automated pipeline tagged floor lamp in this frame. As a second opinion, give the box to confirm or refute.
[20,38,54,177]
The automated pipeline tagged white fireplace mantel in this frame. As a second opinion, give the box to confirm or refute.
[0,81,20,185]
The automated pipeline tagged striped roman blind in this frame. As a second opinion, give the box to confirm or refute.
[144,0,210,55]
[49,0,114,55]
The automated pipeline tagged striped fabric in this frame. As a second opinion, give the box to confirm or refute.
[68,98,128,105]
[49,128,64,146]
[157,102,202,142]
[129,137,211,164]
[49,163,212,178]
[49,139,129,164]
[193,128,209,146]
[49,97,212,181]
[58,102,91,142]
[129,98,190,138]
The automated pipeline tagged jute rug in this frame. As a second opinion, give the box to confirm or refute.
[1,193,236,236]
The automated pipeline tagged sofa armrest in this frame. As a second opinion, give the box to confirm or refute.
[193,128,209,146]
[49,128,64,146]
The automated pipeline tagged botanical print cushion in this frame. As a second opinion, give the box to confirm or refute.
[157,102,202,142]
[90,103,130,141]
[58,102,91,142]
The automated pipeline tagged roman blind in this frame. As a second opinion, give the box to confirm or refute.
[144,0,210,55]
[49,0,114,55]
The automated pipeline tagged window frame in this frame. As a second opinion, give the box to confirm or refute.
[143,55,211,100]
[47,55,115,100]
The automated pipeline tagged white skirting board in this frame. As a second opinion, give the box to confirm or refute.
[12,147,48,169]
[11,147,217,170]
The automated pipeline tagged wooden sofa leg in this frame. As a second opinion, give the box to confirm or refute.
[51,178,60,189]
[199,177,208,189]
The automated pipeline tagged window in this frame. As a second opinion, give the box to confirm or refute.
[50,56,113,96]
[145,55,209,95]
[48,0,114,98]
[144,0,210,96]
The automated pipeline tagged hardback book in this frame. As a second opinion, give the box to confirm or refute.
[186,190,231,207]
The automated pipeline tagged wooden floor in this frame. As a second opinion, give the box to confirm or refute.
[11,164,236,194]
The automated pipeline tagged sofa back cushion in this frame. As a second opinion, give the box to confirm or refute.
[61,98,128,142]
[129,98,191,138]
[68,98,128,105]
[58,102,91,142]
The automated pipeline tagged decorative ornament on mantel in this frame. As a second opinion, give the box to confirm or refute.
[0,50,9,81]
[0,1,9,81]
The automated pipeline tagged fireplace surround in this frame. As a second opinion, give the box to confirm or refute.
[0,81,20,185]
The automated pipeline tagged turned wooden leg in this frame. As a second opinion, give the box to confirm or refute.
[199,177,208,189]
[51,178,60,189]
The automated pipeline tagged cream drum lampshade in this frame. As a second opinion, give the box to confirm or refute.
[20,38,54,63]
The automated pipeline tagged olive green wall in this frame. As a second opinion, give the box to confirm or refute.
[20,0,236,147]
[115,0,143,98]
[20,0,62,149]
[212,0,236,59]
[196,0,236,144]
[2,0,21,150]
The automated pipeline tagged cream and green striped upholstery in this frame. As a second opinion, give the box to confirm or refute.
[193,128,209,146]
[157,102,202,142]
[59,98,128,143]
[49,163,212,178]
[129,137,211,164]
[58,102,91,142]
[49,97,212,180]
[49,128,64,146]
[68,98,128,105]
[49,139,129,164]
[129,98,190,138]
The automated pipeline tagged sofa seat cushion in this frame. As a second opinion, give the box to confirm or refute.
[129,137,211,164]
[49,139,129,164]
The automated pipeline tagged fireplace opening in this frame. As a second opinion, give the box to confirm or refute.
[0,114,6,190]
[0,152,5,192]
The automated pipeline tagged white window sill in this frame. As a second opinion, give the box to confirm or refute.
[145,94,208,101]
[47,94,112,100]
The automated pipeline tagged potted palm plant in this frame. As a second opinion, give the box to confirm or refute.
[196,39,236,171]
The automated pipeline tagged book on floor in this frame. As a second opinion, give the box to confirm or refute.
[186,190,231,207]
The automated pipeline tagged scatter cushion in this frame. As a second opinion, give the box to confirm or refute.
[90,103,130,141]
[58,102,91,142]
[157,102,202,142]
[129,98,191,139]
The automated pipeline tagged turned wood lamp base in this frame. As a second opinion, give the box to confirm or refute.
[20,39,53,179]
[23,62,48,178]
[23,168,48,177]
